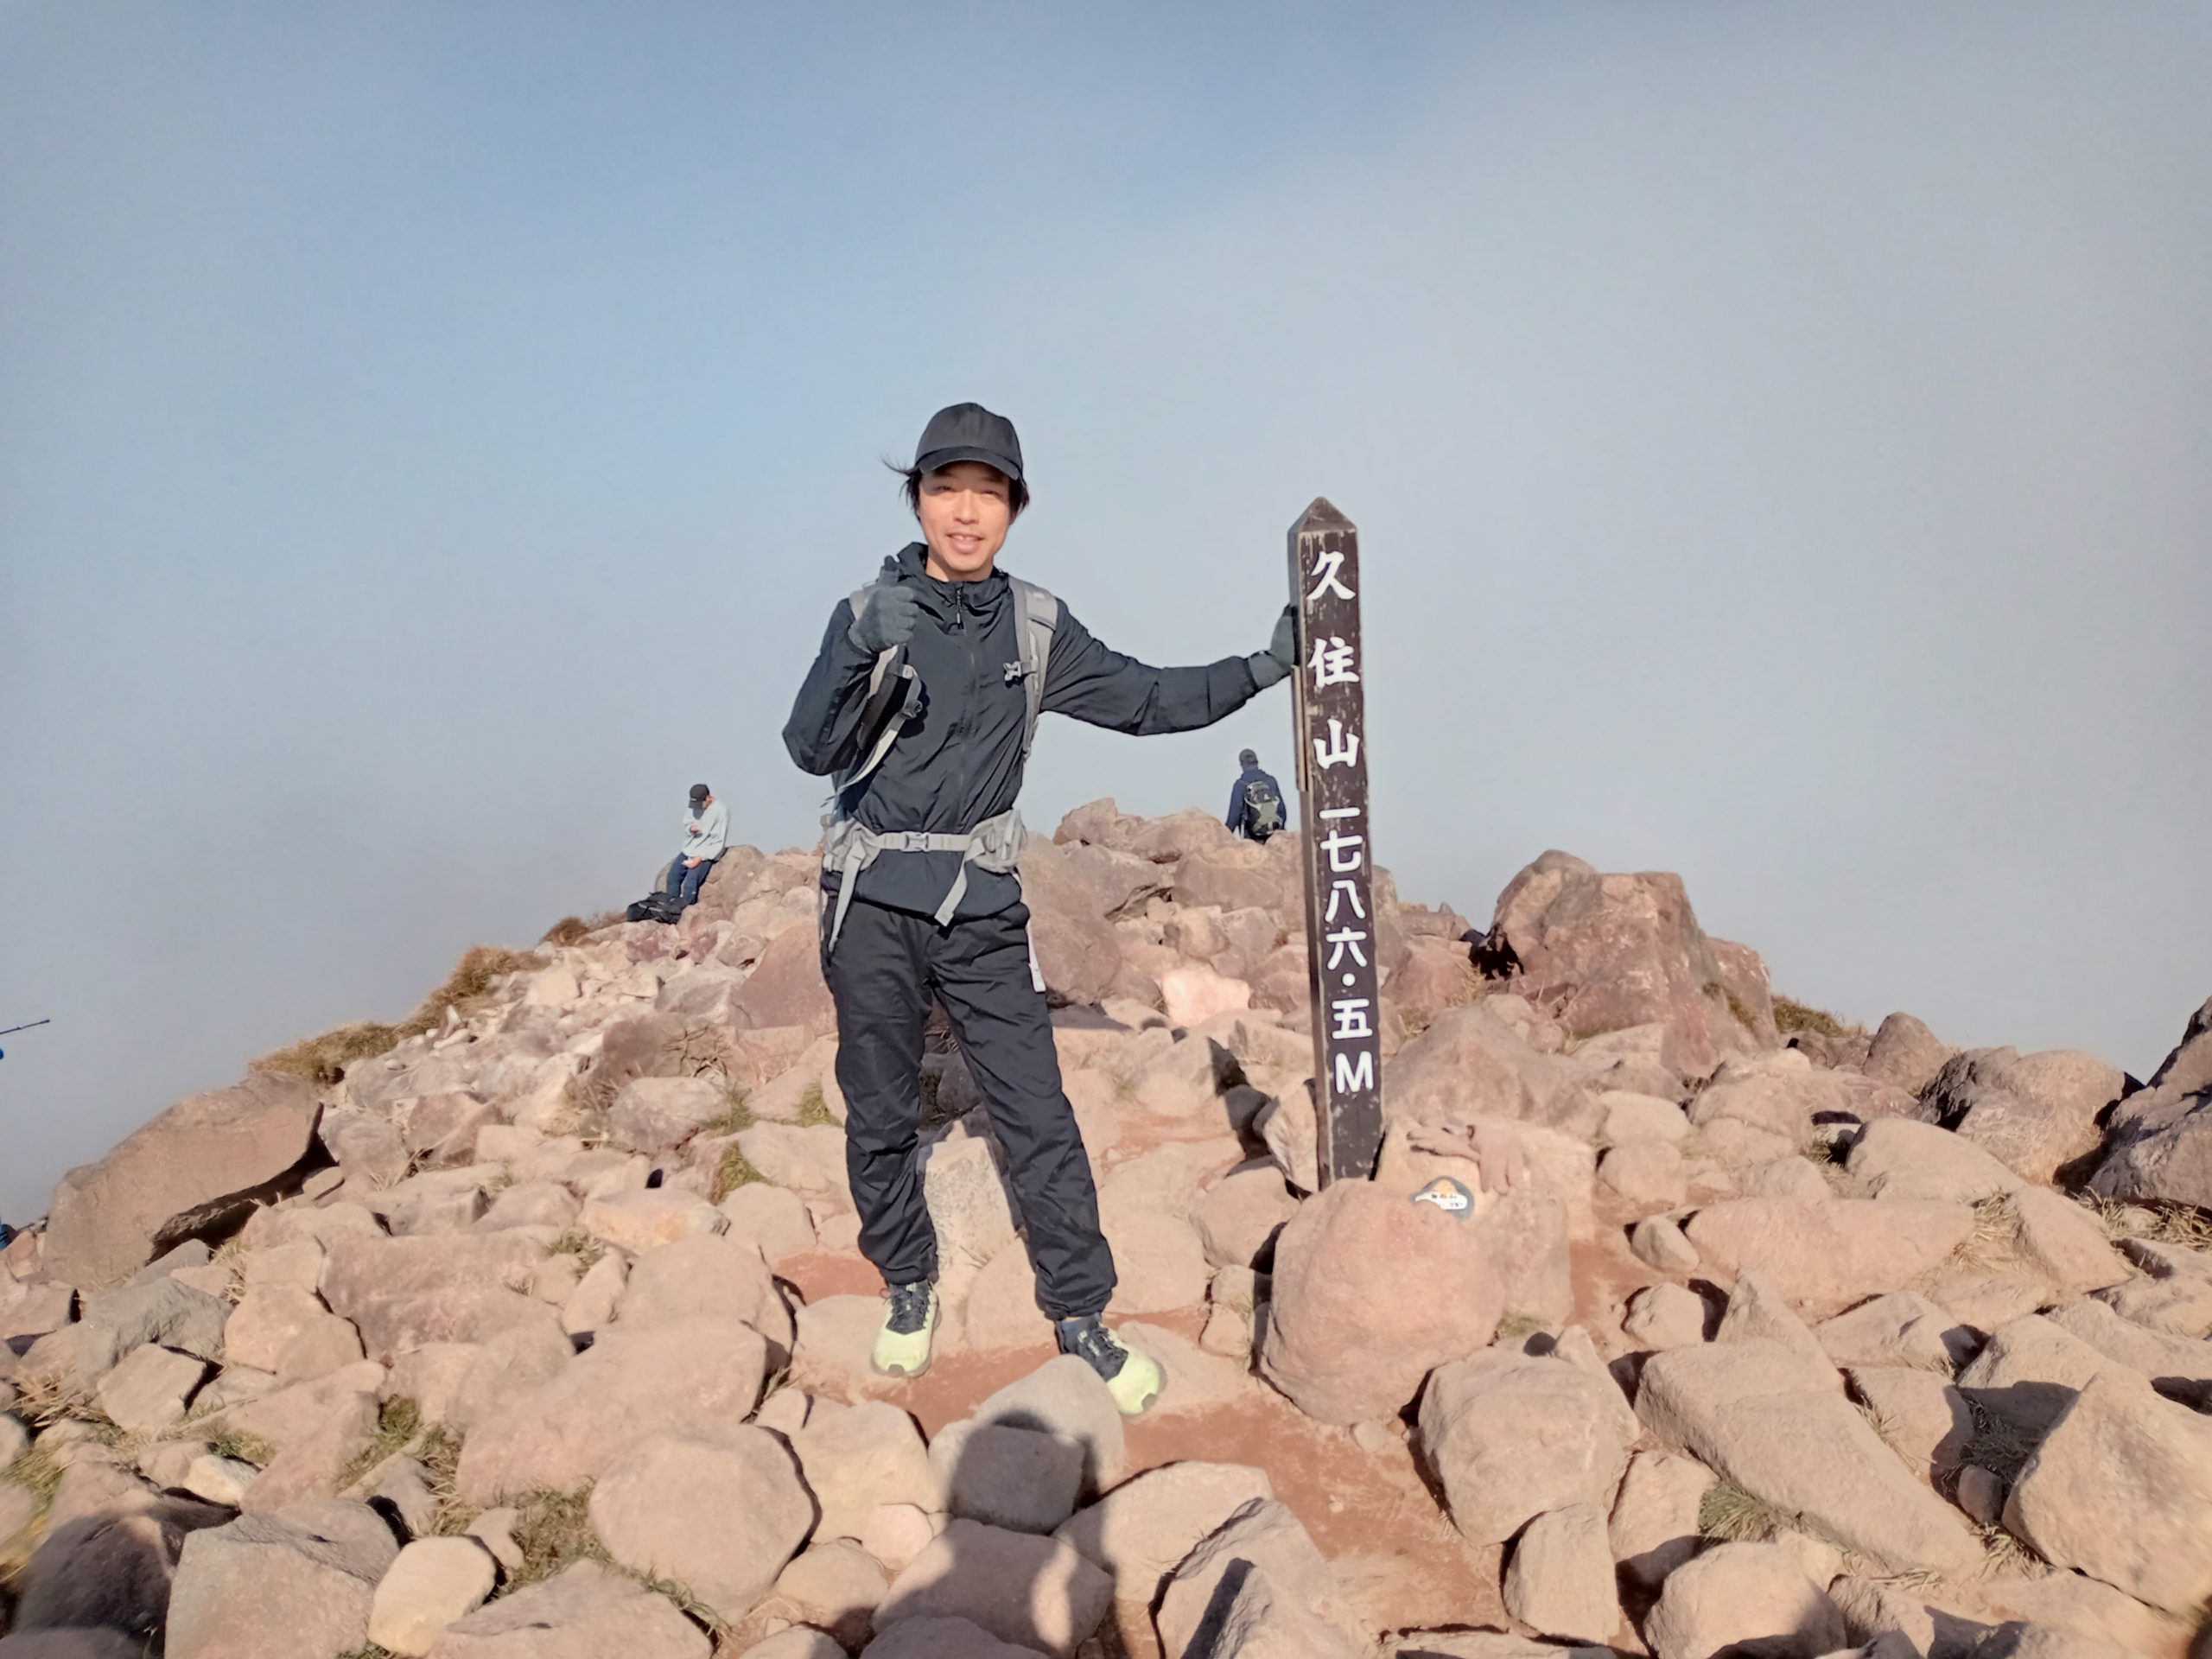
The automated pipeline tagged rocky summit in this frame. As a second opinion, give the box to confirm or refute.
[2,803,2207,1659]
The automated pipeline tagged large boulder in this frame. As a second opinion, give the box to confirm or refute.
[1642,1541,1846,1659]
[1417,1348,1640,1547]
[730,923,836,1034]
[791,1401,937,1542]
[213,1360,386,1513]
[615,1234,793,1362]
[1681,1198,1975,1318]
[423,1560,709,1659]
[1173,1565,1369,1659]
[1502,1503,1619,1643]
[1384,1002,1598,1139]
[2005,1371,2212,1617]
[929,1420,1083,1535]
[588,1425,814,1624]
[454,1317,768,1503]
[1052,1460,1275,1611]
[1635,1338,1981,1574]
[874,1520,1113,1659]
[7,1497,228,1645]
[1475,850,1749,1076]
[1020,837,1165,926]
[1928,1048,2125,1185]
[1154,1498,1363,1658]
[607,1077,729,1155]
[971,1355,1126,1494]
[1688,1051,1879,1166]
[1260,1178,1503,1424]
[41,1072,321,1288]
[2091,995,2212,1208]
[1608,1448,1717,1592]
[167,1498,399,1659]
[1864,1012,1955,1096]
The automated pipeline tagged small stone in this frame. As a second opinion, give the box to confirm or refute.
[860,1503,943,1575]
[1957,1464,2005,1525]
[1599,1141,1688,1211]
[1643,1540,1846,1659]
[181,1455,258,1507]
[1624,1282,1709,1350]
[1503,1503,1620,1643]
[94,1343,208,1435]
[369,1537,500,1656]
[1610,1447,1717,1592]
[1630,1215,1702,1274]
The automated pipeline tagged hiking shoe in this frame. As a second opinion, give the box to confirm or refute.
[1056,1314,1163,1417]
[872,1281,938,1379]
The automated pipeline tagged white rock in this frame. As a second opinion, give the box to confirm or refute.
[368,1537,499,1656]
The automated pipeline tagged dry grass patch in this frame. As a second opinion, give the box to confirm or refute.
[549,1231,604,1270]
[1493,1311,1548,1345]
[200,1426,276,1466]
[508,1487,604,1589]
[1948,1195,2019,1270]
[702,1088,753,1137]
[340,1395,423,1490]
[2079,1194,2212,1251]
[417,1423,477,1538]
[255,945,547,1084]
[539,912,624,948]
[794,1084,836,1128]
[3,1446,63,1510]
[1771,997,1861,1040]
[710,1143,765,1204]
[1698,1478,1796,1542]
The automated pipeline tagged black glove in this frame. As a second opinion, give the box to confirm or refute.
[1247,605,1298,690]
[849,582,921,655]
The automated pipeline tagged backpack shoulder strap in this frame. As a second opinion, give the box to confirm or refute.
[1007,576,1059,762]
[837,559,919,798]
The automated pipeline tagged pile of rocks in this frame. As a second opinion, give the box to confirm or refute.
[1,804,2206,1659]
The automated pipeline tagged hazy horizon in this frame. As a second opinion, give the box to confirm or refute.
[4,3,2209,1221]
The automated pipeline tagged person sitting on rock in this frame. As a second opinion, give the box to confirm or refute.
[784,401,1297,1416]
[1224,747,1288,842]
[665,783,728,911]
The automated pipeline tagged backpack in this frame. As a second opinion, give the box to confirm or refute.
[625,891,684,925]
[1242,774,1286,837]
[836,560,1059,801]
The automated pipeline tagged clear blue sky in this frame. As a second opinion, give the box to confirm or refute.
[4,3,2209,1220]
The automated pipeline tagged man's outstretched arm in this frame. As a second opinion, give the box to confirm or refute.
[1042,607,1294,737]
[782,601,877,776]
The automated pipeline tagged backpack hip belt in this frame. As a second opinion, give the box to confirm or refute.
[819,807,1029,951]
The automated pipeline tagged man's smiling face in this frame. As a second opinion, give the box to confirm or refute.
[917,460,1015,582]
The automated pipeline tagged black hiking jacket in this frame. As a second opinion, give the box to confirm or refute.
[785,543,1262,921]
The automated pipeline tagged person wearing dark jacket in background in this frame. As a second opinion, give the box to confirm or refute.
[784,403,1295,1415]
[1224,748,1288,842]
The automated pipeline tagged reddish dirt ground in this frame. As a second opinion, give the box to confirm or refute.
[771,1101,1682,1655]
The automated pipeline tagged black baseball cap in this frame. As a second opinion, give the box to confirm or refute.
[914,403,1023,483]
[689,784,710,804]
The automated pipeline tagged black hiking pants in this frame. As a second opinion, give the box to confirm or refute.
[822,893,1116,1320]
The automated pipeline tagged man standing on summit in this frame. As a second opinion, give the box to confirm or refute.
[784,404,1296,1415]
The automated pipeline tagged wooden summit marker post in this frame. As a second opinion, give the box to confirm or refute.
[1287,498,1383,1185]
